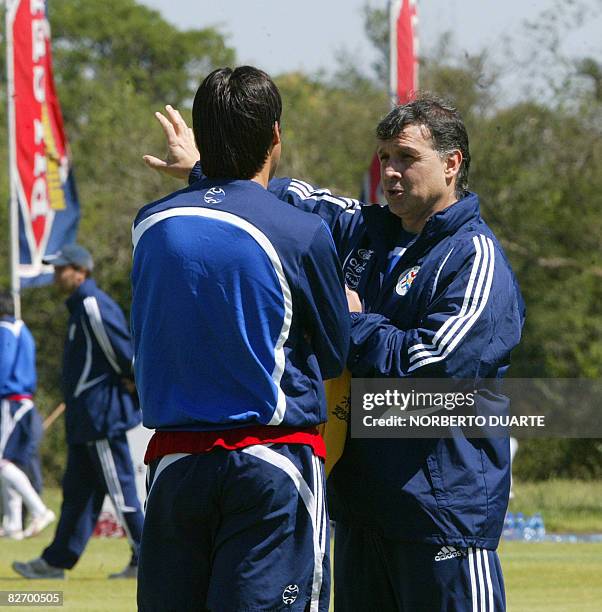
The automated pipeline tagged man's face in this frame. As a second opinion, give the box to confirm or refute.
[54,265,85,294]
[377,124,456,223]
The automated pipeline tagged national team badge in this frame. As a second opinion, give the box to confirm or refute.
[395,266,420,296]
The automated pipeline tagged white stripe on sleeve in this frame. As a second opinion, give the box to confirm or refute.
[83,296,122,374]
[73,320,108,398]
[407,235,495,373]
[288,179,360,211]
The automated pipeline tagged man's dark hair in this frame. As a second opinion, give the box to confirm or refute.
[376,94,470,197]
[0,290,15,317]
[192,66,282,180]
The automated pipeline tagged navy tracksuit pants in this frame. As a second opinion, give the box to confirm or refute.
[42,432,144,569]
[334,523,506,612]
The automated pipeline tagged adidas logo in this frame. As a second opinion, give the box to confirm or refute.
[434,545,466,562]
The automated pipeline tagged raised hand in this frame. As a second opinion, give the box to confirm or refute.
[143,105,199,179]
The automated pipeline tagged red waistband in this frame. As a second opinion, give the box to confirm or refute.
[144,425,326,464]
[3,394,33,401]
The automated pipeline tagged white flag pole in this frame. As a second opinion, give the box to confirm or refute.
[5,0,21,318]
[388,0,400,110]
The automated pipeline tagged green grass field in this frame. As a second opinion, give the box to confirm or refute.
[500,541,602,612]
[1,482,600,611]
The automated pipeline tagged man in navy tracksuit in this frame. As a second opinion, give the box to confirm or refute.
[269,100,525,611]
[133,68,349,612]
[13,244,144,580]
[0,291,54,539]
[149,95,525,611]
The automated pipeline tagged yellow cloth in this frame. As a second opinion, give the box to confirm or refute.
[319,369,351,477]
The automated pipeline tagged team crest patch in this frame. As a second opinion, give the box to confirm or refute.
[395,266,420,296]
[204,187,225,204]
[344,248,374,290]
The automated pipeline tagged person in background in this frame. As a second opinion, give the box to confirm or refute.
[13,245,144,580]
[0,290,54,539]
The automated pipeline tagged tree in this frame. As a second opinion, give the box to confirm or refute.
[275,72,387,195]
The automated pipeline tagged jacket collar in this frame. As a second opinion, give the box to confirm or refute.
[66,278,98,313]
[419,192,481,242]
[360,205,403,258]
[365,193,482,305]
[362,191,481,254]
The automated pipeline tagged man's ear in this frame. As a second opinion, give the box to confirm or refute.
[272,121,282,147]
[444,149,463,183]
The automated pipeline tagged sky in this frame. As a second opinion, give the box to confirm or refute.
[140,0,602,81]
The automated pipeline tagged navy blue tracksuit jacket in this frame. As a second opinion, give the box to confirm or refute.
[62,279,140,443]
[268,178,526,550]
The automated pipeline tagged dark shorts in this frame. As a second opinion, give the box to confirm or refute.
[334,523,505,612]
[138,444,330,612]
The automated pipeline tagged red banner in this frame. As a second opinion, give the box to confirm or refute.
[391,0,418,106]
[6,0,79,285]
[363,0,418,205]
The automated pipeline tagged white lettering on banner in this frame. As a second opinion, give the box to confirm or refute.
[33,66,45,102]
[34,119,44,144]
[59,158,68,183]
[31,19,48,62]
[33,152,47,176]
[31,178,49,218]
[30,0,46,14]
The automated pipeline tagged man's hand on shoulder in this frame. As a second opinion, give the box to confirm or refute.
[143,105,199,179]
